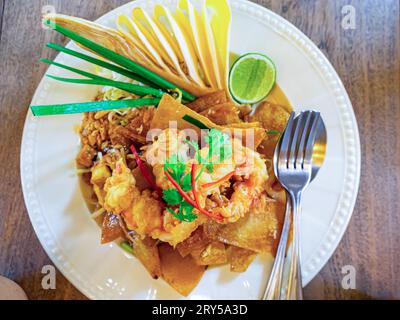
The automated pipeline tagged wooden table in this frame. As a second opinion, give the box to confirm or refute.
[0,0,399,300]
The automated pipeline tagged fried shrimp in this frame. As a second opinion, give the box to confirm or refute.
[104,159,139,214]
[103,159,203,246]
[146,128,191,190]
[201,138,269,223]
[146,129,269,224]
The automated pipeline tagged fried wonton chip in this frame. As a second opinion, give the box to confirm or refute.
[176,227,209,258]
[227,246,257,273]
[203,195,284,254]
[200,103,242,125]
[101,213,124,244]
[247,102,291,157]
[191,241,228,266]
[249,101,290,133]
[151,94,266,148]
[257,135,281,159]
[228,122,262,129]
[133,237,161,279]
[264,85,292,112]
[159,243,205,296]
[187,91,228,113]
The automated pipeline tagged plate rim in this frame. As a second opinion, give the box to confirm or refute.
[20,0,361,299]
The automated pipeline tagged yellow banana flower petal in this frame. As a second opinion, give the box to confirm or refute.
[132,7,187,79]
[117,15,167,70]
[200,1,222,89]
[176,0,217,88]
[153,5,206,88]
[206,0,231,92]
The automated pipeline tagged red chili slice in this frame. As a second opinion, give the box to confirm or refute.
[130,145,162,197]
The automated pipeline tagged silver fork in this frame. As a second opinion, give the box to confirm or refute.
[263,111,321,300]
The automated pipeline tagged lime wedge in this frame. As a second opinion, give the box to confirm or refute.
[229,53,276,104]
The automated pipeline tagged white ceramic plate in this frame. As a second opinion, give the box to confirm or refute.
[21,0,360,300]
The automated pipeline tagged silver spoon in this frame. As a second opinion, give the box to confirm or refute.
[263,112,327,300]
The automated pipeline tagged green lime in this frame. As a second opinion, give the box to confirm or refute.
[229,53,276,104]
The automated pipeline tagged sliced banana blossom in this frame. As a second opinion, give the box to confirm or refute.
[44,0,231,99]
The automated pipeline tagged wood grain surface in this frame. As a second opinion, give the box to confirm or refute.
[0,0,399,300]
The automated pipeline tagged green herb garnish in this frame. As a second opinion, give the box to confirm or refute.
[162,189,182,206]
[119,241,134,254]
[175,202,197,222]
[182,115,210,130]
[47,75,164,98]
[41,58,165,97]
[43,19,196,102]
[267,130,281,135]
[181,174,193,192]
[47,42,155,87]
[185,129,233,180]
[162,130,233,223]
[205,128,233,164]
[30,98,160,116]
[163,154,197,222]
[164,155,187,182]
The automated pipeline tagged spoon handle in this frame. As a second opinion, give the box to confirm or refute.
[262,193,291,300]
[283,191,303,300]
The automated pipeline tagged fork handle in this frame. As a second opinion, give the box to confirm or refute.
[262,195,291,300]
[284,191,303,300]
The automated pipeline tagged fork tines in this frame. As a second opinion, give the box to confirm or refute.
[278,111,321,171]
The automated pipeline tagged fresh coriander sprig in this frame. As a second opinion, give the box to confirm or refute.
[163,152,224,222]
[185,129,233,181]
[163,154,196,222]
[204,129,233,172]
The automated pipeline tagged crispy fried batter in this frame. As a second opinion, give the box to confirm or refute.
[76,144,97,168]
[227,246,257,272]
[176,227,209,258]
[101,212,124,244]
[133,237,162,279]
[204,194,285,254]
[248,101,290,132]
[200,103,242,125]
[187,90,228,113]
[191,241,228,266]
[79,112,110,150]
[159,243,205,296]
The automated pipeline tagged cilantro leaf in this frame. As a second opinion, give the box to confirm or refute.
[179,202,197,222]
[173,208,185,222]
[206,163,214,173]
[205,129,232,165]
[185,139,201,161]
[166,200,197,223]
[181,173,192,192]
[164,154,186,181]
[163,189,182,205]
